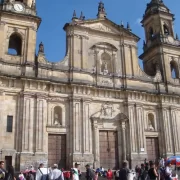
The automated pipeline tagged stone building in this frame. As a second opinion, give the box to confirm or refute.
[0,0,180,170]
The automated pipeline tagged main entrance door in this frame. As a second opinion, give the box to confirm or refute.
[146,137,159,162]
[48,134,66,168]
[99,131,119,170]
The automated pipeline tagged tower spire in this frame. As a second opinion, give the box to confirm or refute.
[79,11,85,20]
[97,1,106,19]
[72,10,77,20]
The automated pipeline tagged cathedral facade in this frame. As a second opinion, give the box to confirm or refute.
[0,0,180,170]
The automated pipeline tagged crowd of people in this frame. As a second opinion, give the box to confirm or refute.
[0,159,179,180]
[133,159,178,180]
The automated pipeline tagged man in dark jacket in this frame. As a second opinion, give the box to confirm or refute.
[119,162,130,180]
[85,164,94,180]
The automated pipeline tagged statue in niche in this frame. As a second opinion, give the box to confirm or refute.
[54,113,61,125]
[148,119,154,131]
[103,62,108,75]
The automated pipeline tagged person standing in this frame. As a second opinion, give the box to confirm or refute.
[35,163,48,180]
[0,161,6,180]
[65,171,70,180]
[94,172,98,180]
[119,162,130,180]
[18,172,25,180]
[114,170,119,180]
[72,163,80,180]
[49,164,64,180]
[148,162,158,180]
[165,163,172,180]
[85,164,94,180]
[139,164,146,180]
[6,165,16,180]
[107,169,113,180]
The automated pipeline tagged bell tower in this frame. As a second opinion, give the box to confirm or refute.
[139,0,180,86]
[0,0,41,64]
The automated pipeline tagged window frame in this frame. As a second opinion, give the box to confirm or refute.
[7,115,13,133]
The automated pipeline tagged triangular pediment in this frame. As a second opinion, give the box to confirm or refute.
[81,21,119,34]
[76,19,140,40]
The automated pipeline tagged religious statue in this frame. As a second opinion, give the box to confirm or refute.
[98,1,105,12]
[103,62,108,75]
[39,42,44,53]
[148,120,154,131]
[54,113,61,125]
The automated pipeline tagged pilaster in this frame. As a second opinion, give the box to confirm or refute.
[22,93,35,153]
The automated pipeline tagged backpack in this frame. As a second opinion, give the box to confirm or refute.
[38,169,49,180]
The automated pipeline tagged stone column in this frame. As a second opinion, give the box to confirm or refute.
[82,99,92,154]
[117,127,122,165]
[122,121,126,161]
[72,98,82,153]
[35,95,47,153]
[162,107,173,156]
[92,120,99,168]
[22,93,34,153]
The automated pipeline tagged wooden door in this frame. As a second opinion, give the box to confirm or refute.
[99,131,119,170]
[146,137,159,162]
[48,134,66,169]
[5,156,12,169]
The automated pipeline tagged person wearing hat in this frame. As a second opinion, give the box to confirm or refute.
[49,164,64,180]
[85,164,94,180]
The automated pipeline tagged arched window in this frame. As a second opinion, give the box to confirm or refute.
[54,106,62,125]
[8,33,22,56]
[170,61,179,79]
[101,52,112,75]
[149,27,154,39]
[148,113,155,131]
[163,24,169,36]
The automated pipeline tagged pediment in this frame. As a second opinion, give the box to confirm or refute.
[81,21,119,34]
[77,19,139,40]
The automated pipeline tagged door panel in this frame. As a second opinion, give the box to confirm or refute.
[48,134,66,169]
[99,131,119,170]
[146,137,159,162]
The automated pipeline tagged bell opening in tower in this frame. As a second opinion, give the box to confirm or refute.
[8,33,22,56]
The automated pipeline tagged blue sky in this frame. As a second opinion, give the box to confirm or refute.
[36,0,180,63]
